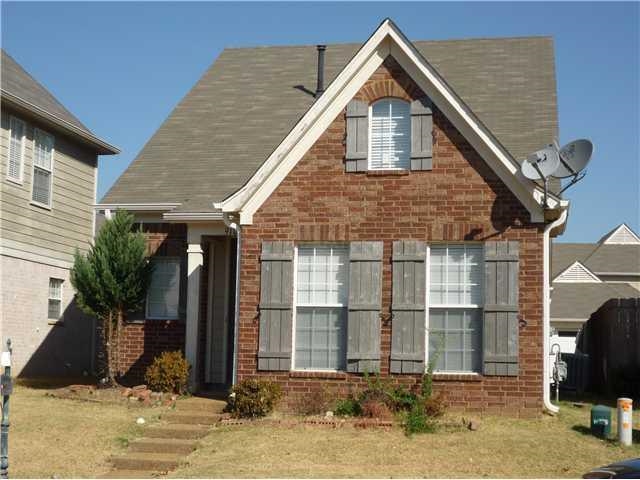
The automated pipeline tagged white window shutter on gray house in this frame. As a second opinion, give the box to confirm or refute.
[345,99,368,172]
[347,241,383,372]
[483,241,519,376]
[391,240,426,373]
[258,241,294,370]
[410,97,433,171]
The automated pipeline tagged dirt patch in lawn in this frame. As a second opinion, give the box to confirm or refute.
[171,401,640,478]
[46,383,178,408]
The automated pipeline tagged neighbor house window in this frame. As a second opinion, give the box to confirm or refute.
[369,98,411,170]
[146,257,181,319]
[294,245,349,370]
[7,116,26,183]
[31,128,54,207]
[428,245,483,373]
[48,278,63,320]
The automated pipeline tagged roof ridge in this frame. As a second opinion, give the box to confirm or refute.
[221,35,553,51]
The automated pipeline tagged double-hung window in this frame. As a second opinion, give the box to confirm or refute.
[7,116,26,183]
[48,278,63,320]
[428,245,483,373]
[369,98,411,170]
[294,245,349,370]
[32,128,54,207]
[146,257,181,320]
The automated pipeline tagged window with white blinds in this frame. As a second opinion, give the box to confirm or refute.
[7,116,26,182]
[428,245,484,373]
[146,257,181,319]
[369,98,411,170]
[294,245,349,370]
[48,278,63,320]
[31,128,54,206]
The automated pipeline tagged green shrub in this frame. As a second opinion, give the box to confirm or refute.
[144,350,190,394]
[404,404,437,436]
[334,395,362,417]
[227,378,282,418]
[388,386,419,412]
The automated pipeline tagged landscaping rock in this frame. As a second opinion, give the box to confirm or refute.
[132,384,147,391]
[467,420,480,431]
[121,388,132,397]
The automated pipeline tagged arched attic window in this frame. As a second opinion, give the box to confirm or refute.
[369,98,411,170]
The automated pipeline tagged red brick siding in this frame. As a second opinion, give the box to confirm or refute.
[118,223,187,382]
[236,56,545,416]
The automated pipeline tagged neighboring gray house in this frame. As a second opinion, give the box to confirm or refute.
[550,223,640,353]
[0,50,118,376]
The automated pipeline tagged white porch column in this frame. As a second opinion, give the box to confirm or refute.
[185,238,204,390]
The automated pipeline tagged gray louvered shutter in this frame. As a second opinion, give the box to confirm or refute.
[483,241,519,376]
[258,241,294,371]
[390,240,426,373]
[345,99,368,172]
[347,241,383,373]
[410,97,433,171]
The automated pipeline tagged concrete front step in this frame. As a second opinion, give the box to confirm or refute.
[110,452,184,471]
[162,411,224,425]
[129,437,199,455]
[178,396,226,413]
[145,423,210,440]
[98,469,161,478]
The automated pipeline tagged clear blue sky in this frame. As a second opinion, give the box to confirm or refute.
[2,2,638,242]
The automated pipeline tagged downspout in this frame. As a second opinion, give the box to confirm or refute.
[222,212,241,386]
[542,207,568,414]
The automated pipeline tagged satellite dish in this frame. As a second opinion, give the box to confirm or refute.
[553,139,593,178]
[521,145,561,180]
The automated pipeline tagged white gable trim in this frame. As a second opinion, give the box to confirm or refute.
[553,261,601,283]
[601,224,640,245]
[215,19,561,225]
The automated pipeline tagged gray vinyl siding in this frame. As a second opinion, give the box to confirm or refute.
[0,108,97,265]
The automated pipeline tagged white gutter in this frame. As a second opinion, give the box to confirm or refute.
[222,212,241,385]
[543,207,569,414]
[95,203,181,212]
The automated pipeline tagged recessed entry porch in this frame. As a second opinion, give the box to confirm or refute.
[183,223,238,392]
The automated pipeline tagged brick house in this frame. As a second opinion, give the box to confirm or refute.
[100,20,570,415]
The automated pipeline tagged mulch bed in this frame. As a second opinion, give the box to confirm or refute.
[45,383,177,408]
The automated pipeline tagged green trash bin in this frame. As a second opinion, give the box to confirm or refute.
[591,404,612,438]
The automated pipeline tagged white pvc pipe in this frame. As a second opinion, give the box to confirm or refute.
[222,213,241,386]
[618,398,633,446]
[543,208,568,414]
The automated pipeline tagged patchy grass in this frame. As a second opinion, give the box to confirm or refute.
[172,401,640,478]
[8,382,165,478]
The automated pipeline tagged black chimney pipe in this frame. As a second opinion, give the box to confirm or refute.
[315,45,326,98]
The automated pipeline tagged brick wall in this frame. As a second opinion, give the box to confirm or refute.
[236,56,545,416]
[118,223,187,382]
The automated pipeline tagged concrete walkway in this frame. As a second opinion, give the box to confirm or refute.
[100,396,227,478]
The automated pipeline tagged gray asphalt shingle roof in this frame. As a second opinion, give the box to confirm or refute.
[1,49,90,133]
[102,36,559,211]
[551,282,639,319]
[584,245,640,275]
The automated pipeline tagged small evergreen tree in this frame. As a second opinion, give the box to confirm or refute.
[71,210,153,384]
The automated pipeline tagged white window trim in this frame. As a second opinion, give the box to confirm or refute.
[425,244,484,375]
[30,127,55,210]
[290,244,349,373]
[48,277,64,322]
[145,256,181,320]
[367,98,411,171]
[6,115,26,184]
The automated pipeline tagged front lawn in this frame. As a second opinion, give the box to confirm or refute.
[172,401,640,478]
[9,381,164,478]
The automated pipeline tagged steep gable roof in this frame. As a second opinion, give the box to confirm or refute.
[102,24,559,216]
[551,242,597,277]
[599,223,640,245]
[1,50,119,154]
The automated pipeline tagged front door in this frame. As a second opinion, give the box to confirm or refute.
[205,237,232,385]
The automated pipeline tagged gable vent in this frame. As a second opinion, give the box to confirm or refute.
[554,261,601,283]
[603,224,640,245]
